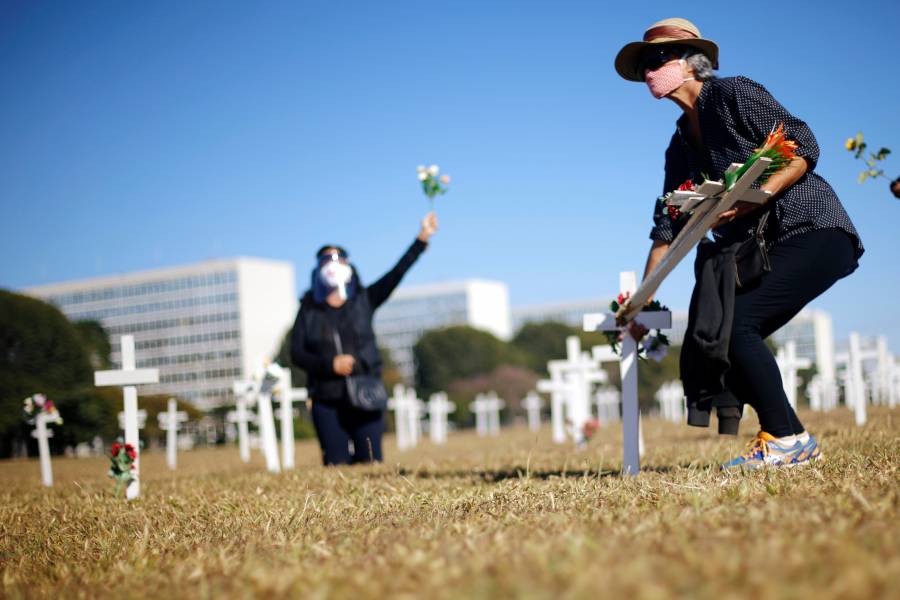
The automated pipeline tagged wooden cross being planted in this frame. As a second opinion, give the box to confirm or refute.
[94,335,159,499]
[584,157,774,475]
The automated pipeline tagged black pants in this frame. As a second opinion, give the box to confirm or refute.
[311,396,384,465]
[726,228,857,437]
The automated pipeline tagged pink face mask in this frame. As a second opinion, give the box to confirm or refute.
[645,59,693,99]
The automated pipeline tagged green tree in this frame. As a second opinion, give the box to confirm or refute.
[414,326,523,397]
[73,320,112,370]
[511,321,575,375]
[0,290,94,457]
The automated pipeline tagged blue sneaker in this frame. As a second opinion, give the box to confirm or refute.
[721,431,822,470]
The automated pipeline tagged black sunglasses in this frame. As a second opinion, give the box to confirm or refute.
[639,46,686,74]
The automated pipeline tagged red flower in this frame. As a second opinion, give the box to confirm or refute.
[111,442,122,457]
[677,179,695,191]
[667,205,683,220]
[617,291,631,305]
[125,444,137,461]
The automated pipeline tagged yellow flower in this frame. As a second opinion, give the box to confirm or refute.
[845,138,856,151]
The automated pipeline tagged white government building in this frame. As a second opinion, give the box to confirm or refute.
[374,280,512,381]
[25,258,297,411]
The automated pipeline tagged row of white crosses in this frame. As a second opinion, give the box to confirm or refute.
[834,334,899,425]
[470,391,504,437]
[581,157,772,475]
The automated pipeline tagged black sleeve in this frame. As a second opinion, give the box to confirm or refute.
[366,238,427,309]
[733,76,820,171]
[650,130,692,243]
[289,303,335,377]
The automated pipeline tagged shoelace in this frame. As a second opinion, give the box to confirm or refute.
[740,433,771,461]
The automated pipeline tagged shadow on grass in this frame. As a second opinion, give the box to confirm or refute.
[373,463,711,483]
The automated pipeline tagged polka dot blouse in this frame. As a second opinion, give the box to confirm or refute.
[649,76,864,258]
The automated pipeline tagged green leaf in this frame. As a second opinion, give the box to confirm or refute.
[875,147,892,161]
[858,171,869,184]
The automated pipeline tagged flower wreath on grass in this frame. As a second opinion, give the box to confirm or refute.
[108,441,137,497]
[604,292,671,362]
[658,122,799,221]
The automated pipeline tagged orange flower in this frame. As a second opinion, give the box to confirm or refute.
[758,123,799,163]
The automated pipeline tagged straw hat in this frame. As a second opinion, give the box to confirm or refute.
[615,18,719,82]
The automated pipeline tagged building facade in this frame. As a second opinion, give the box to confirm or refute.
[26,258,297,411]
[373,280,511,381]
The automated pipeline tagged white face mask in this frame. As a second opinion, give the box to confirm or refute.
[319,260,353,299]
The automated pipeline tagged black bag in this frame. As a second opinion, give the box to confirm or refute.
[733,208,772,289]
[332,331,388,412]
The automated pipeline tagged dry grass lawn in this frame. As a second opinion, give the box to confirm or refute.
[1,407,898,599]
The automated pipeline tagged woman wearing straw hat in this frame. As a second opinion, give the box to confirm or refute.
[615,18,864,469]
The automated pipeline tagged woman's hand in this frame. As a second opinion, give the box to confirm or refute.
[713,201,760,229]
[332,354,355,376]
[418,212,438,242]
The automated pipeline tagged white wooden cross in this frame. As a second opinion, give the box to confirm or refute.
[620,158,773,321]
[229,379,257,463]
[655,381,685,423]
[388,384,418,450]
[594,386,621,424]
[521,390,544,432]
[776,341,812,410]
[836,332,871,426]
[538,337,607,446]
[584,272,671,475]
[157,398,188,471]
[253,363,283,473]
[406,387,425,448]
[94,335,159,500]
[27,396,62,487]
[484,391,505,436]
[271,365,307,471]
[537,363,571,444]
[427,392,455,444]
[469,393,491,437]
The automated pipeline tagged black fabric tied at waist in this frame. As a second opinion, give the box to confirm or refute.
[680,239,743,435]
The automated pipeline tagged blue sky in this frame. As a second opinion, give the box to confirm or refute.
[1,1,898,349]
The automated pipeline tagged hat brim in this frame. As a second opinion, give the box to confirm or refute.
[615,38,719,82]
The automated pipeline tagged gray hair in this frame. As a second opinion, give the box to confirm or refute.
[684,50,717,81]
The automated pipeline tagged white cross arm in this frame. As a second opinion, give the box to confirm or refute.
[95,368,159,386]
[584,310,671,333]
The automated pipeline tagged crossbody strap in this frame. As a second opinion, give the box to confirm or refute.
[331,330,356,398]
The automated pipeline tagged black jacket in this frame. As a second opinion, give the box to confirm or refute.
[290,239,426,401]
[681,239,743,435]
